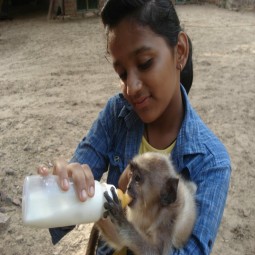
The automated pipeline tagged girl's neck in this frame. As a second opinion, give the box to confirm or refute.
[145,87,184,150]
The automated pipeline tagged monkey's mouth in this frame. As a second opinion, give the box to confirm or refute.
[127,192,136,208]
[128,199,136,208]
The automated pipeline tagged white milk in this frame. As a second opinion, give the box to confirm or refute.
[22,175,115,228]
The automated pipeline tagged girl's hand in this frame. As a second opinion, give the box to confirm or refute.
[37,158,95,202]
[118,166,132,192]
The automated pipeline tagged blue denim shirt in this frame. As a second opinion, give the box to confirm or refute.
[50,85,231,255]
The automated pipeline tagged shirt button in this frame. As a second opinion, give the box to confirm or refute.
[114,156,120,162]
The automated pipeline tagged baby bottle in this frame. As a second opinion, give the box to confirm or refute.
[22,175,131,228]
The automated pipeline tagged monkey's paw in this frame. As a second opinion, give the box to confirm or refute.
[103,187,128,227]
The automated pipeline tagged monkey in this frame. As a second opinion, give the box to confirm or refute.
[85,152,197,255]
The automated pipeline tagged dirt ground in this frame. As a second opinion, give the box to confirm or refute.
[0,4,255,255]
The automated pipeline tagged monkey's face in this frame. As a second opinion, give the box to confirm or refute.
[126,152,179,209]
[126,163,142,208]
[126,160,161,209]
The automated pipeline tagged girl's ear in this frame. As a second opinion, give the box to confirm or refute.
[176,32,189,71]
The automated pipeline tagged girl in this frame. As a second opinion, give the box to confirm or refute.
[38,1,231,254]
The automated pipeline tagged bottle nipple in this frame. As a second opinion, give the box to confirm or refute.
[116,189,132,208]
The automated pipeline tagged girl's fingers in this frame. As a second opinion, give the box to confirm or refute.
[37,165,49,176]
[68,163,87,201]
[118,167,131,192]
[82,164,95,197]
[67,163,95,202]
[53,158,70,191]
[38,158,95,202]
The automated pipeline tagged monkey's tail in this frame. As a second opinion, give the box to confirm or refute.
[85,224,99,255]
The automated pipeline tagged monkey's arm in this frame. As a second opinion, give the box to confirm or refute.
[104,188,161,255]
[95,217,125,251]
[85,209,130,254]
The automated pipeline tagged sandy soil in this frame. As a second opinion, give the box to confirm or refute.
[0,4,255,255]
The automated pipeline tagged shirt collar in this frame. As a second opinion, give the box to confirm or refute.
[117,85,205,156]
[172,85,206,171]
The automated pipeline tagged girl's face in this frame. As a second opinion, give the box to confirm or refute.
[108,19,181,124]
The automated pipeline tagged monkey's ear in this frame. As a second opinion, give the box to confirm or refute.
[160,178,179,206]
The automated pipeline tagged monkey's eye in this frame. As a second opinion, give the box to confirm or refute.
[134,174,141,183]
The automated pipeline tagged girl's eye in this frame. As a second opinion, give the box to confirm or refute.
[117,59,153,81]
[138,59,153,71]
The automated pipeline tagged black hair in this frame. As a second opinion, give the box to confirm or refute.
[101,0,193,94]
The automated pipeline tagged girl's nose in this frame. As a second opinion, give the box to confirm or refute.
[126,72,142,96]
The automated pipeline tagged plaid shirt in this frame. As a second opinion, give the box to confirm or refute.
[50,85,231,255]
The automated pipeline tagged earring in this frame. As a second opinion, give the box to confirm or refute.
[177,63,183,71]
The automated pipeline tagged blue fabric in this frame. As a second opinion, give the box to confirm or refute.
[49,226,75,245]
[50,85,231,255]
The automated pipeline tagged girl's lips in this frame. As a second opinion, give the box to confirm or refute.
[133,96,150,109]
